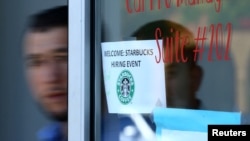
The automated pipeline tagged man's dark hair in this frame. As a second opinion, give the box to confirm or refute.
[27,5,68,32]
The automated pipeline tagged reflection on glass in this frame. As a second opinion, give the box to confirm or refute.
[100,0,250,140]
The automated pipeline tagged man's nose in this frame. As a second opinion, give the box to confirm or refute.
[42,60,62,83]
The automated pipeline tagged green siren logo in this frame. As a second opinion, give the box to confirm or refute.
[117,70,135,105]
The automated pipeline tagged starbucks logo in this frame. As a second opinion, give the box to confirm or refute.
[117,70,135,105]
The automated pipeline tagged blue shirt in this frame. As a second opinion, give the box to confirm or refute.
[37,123,66,141]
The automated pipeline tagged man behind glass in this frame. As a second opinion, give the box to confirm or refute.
[23,5,68,141]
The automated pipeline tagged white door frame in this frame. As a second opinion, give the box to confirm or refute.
[68,0,91,140]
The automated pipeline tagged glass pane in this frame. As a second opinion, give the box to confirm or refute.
[99,0,250,140]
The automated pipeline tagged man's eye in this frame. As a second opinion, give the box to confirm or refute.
[26,59,43,67]
[166,69,177,79]
[167,70,176,75]
[55,54,68,62]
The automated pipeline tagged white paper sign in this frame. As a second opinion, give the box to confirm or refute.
[101,40,166,113]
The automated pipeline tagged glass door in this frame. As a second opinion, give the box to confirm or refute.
[97,0,250,141]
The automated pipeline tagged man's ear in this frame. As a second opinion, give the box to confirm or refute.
[191,65,203,92]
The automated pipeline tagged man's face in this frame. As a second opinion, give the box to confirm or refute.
[165,62,196,109]
[24,27,68,121]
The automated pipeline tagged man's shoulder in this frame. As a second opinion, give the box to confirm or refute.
[37,122,63,141]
